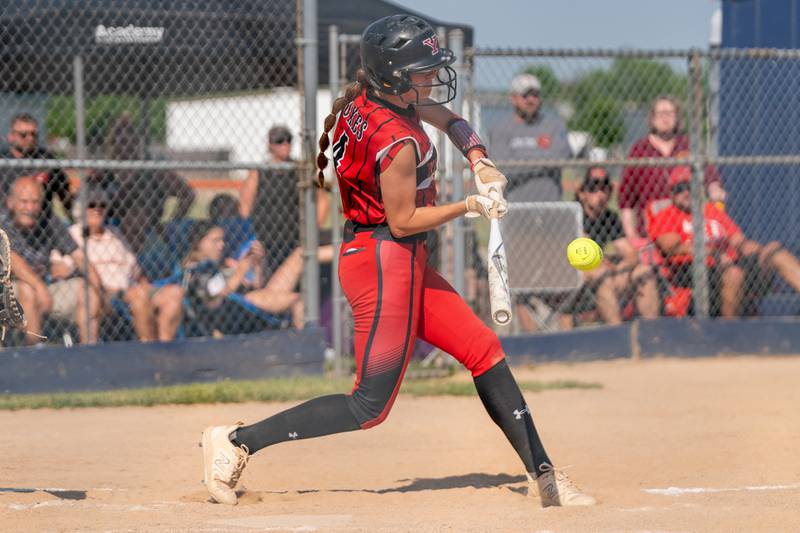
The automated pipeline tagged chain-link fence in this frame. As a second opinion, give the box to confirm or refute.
[0,0,315,347]
[5,4,800,352]
[466,47,800,334]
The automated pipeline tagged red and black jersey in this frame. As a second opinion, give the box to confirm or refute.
[331,89,437,226]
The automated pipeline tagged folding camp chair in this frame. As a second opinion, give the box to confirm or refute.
[502,202,585,332]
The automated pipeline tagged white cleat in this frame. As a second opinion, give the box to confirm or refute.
[533,463,596,507]
[201,425,249,505]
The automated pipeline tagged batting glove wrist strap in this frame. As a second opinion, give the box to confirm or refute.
[447,118,487,158]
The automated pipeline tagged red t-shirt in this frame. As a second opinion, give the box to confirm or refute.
[648,202,741,266]
[331,90,436,226]
[619,135,721,236]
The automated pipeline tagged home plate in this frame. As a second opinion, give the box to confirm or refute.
[208,514,353,530]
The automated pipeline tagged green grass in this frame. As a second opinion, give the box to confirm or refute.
[0,375,601,411]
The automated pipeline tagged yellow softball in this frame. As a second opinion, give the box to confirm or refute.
[567,237,603,271]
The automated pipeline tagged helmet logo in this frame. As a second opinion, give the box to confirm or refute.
[421,35,439,55]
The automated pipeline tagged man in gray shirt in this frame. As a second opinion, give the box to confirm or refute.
[485,73,572,202]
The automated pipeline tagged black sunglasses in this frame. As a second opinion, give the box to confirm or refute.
[521,89,540,98]
[87,202,107,209]
[270,136,291,145]
[14,130,38,139]
[672,182,691,194]
[584,179,611,193]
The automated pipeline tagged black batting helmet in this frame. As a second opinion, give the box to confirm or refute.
[360,14,457,105]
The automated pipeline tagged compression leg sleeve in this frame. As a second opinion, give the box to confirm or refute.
[473,359,552,476]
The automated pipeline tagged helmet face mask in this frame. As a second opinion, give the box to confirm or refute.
[403,65,457,105]
[361,15,457,106]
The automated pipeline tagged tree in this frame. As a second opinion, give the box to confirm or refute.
[566,58,688,148]
[46,95,167,152]
[568,95,624,148]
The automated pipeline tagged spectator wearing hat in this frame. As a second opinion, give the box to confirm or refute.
[54,187,184,341]
[620,95,727,247]
[558,166,659,329]
[483,73,572,202]
[240,125,330,281]
[648,166,800,317]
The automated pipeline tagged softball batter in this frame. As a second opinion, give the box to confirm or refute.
[201,14,594,508]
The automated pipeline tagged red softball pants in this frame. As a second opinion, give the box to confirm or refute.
[339,226,505,429]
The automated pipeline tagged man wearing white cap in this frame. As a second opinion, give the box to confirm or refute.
[484,73,572,202]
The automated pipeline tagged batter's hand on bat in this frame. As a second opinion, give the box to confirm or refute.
[465,194,508,220]
[472,158,508,205]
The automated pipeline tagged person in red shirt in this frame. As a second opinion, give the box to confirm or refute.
[649,167,800,317]
[619,95,727,244]
[199,15,594,508]
[558,166,659,330]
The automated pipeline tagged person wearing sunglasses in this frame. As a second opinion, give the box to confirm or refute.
[558,166,659,329]
[51,187,183,342]
[1,113,74,226]
[649,166,800,317]
[483,73,573,203]
[239,125,331,282]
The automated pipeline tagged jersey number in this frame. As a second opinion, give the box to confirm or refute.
[332,131,349,171]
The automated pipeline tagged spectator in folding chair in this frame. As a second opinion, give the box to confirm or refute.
[51,187,183,342]
[180,221,308,335]
[558,166,659,330]
[215,189,340,334]
[208,193,257,262]
[1,176,102,344]
[649,166,800,317]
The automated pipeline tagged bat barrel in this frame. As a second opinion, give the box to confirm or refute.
[488,218,513,326]
[493,309,511,325]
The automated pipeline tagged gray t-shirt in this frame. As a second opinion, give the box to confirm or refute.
[0,208,77,278]
[485,109,571,201]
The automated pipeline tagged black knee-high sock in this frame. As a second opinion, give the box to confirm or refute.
[474,359,552,477]
[231,394,361,455]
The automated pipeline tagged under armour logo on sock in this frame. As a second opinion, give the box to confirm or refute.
[288,432,299,439]
[513,405,530,420]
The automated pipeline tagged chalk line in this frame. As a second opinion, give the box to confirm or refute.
[643,482,800,496]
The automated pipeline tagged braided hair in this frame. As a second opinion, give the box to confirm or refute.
[316,69,369,187]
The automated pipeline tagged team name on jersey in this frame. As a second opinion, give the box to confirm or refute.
[342,101,368,141]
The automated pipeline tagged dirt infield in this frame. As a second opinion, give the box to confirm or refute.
[2,355,800,532]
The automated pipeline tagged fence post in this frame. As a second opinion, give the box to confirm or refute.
[687,48,710,318]
[449,29,466,297]
[436,26,450,278]
[328,25,345,375]
[74,54,89,346]
[300,0,319,326]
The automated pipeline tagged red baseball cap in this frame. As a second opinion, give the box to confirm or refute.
[669,166,692,189]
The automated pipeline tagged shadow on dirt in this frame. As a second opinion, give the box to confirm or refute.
[295,472,528,494]
[0,487,87,500]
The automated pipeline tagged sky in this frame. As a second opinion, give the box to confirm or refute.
[388,0,721,49]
